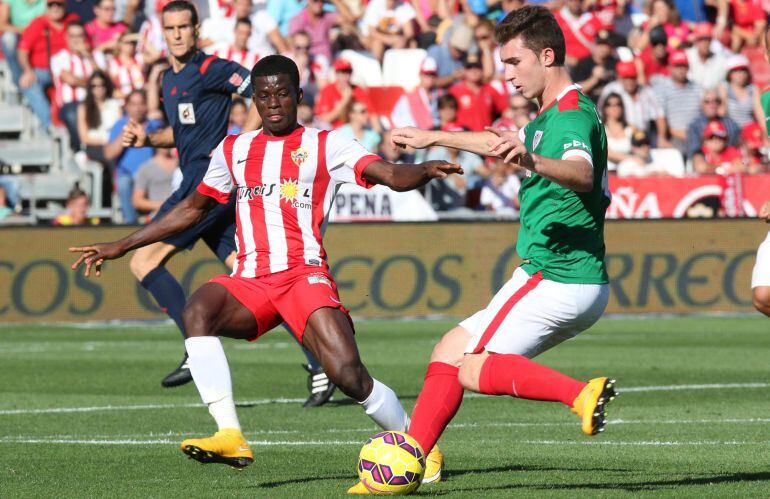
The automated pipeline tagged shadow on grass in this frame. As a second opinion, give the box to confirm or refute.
[429,471,770,494]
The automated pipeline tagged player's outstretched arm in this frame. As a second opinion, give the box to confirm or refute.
[486,126,594,193]
[69,192,217,277]
[362,159,463,192]
[391,126,498,156]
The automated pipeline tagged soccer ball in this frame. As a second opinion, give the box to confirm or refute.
[357,431,425,495]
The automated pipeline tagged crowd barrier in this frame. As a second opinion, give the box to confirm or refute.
[0,220,767,323]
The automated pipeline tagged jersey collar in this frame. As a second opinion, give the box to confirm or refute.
[537,83,582,116]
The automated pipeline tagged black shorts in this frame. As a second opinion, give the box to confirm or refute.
[155,171,236,262]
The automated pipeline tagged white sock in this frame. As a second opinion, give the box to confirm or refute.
[185,337,241,431]
[360,378,409,431]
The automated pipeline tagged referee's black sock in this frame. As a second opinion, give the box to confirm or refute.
[141,267,187,338]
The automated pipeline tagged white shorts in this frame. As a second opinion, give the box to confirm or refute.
[752,231,770,288]
[462,267,609,358]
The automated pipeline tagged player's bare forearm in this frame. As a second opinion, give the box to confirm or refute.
[392,127,496,156]
[117,193,215,251]
[69,192,216,276]
[525,155,594,192]
[362,160,463,192]
[148,127,175,148]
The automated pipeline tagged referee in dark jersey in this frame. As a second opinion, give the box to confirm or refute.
[121,0,334,406]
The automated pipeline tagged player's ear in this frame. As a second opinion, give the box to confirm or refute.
[297,87,304,104]
[541,47,555,68]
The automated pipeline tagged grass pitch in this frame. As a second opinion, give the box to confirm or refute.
[2,316,770,497]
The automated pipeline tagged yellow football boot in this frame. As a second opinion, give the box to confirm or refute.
[346,481,371,495]
[422,445,443,484]
[180,428,253,469]
[571,377,617,436]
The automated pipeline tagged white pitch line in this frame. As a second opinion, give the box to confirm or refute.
[620,382,770,392]
[2,437,767,447]
[0,437,360,446]
[2,382,769,416]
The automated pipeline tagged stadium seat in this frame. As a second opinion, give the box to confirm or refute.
[340,49,383,87]
[382,48,427,90]
[650,148,686,177]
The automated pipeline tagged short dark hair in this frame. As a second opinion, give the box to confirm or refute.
[494,5,566,65]
[126,89,147,102]
[438,94,458,110]
[251,55,300,92]
[162,0,199,26]
[235,16,252,29]
[67,20,86,31]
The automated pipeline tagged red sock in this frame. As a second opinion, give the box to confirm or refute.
[408,362,463,453]
[478,354,586,406]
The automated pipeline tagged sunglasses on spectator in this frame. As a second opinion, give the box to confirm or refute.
[605,101,622,107]
[295,45,310,51]
[702,98,721,104]
[47,2,65,7]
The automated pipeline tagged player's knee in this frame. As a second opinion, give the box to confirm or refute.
[182,299,216,337]
[457,357,483,392]
[429,329,466,367]
[129,252,158,281]
[752,287,770,317]
[327,360,370,400]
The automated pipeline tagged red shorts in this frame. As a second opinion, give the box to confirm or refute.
[209,266,351,343]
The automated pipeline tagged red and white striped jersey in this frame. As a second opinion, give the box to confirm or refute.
[108,55,145,96]
[197,126,380,278]
[50,49,96,105]
[213,46,260,71]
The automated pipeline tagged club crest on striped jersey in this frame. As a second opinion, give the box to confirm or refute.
[291,147,309,168]
[279,178,299,202]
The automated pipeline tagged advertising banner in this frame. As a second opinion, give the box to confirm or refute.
[329,184,438,222]
[0,220,766,323]
[608,174,770,219]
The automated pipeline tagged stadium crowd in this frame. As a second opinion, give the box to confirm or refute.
[0,0,769,224]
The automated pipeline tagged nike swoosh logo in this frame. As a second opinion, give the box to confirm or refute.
[238,445,250,452]
[237,159,246,164]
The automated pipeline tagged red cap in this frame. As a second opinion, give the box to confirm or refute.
[693,22,713,39]
[703,119,728,139]
[333,59,353,72]
[615,60,637,78]
[669,50,689,67]
[742,122,763,148]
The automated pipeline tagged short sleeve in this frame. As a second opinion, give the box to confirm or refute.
[107,118,124,143]
[197,138,234,203]
[134,162,151,191]
[555,110,594,166]
[325,130,381,188]
[202,57,253,98]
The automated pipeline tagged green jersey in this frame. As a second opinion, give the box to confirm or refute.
[517,85,610,284]
[762,86,770,138]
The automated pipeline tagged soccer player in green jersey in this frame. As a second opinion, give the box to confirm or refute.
[750,25,770,316]
[349,6,617,492]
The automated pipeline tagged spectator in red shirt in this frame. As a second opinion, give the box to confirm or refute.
[729,0,767,52]
[85,0,125,54]
[741,121,767,173]
[694,119,745,174]
[554,0,604,65]
[448,55,506,132]
[17,0,78,130]
[314,58,373,129]
[639,25,669,84]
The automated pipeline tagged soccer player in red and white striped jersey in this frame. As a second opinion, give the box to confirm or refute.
[70,55,463,469]
[212,17,260,71]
